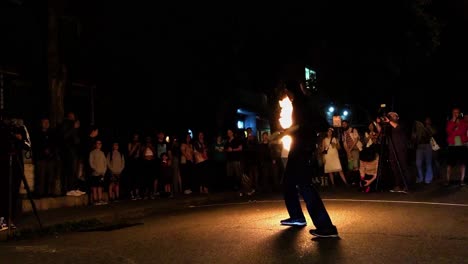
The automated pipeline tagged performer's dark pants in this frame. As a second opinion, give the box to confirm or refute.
[283,157,335,229]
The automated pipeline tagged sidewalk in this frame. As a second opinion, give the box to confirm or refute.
[1,191,242,241]
[2,181,467,241]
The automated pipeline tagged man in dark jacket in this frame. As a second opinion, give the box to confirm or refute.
[278,80,339,238]
[381,112,410,193]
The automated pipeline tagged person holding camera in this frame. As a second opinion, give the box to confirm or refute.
[0,118,30,230]
[445,107,467,186]
[321,127,347,186]
[379,112,410,193]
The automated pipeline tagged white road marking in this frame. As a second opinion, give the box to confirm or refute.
[188,199,468,208]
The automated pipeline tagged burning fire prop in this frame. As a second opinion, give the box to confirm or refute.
[279,96,293,151]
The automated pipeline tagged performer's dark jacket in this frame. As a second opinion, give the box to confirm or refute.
[284,94,329,185]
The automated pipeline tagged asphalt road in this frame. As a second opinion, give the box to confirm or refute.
[1,194,467,264]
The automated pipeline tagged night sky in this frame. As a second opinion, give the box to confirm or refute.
[1,1,467,134]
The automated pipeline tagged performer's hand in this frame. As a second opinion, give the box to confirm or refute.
[268,131,283,141]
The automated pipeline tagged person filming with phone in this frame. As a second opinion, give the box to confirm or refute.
[445,107,467,186]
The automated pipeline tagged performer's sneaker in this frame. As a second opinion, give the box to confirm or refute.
[280,218,307,226]
[309,227,339,238]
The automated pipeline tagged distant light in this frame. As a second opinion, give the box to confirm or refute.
[165,136,170,143]
[328,106,334,113]
[188,129,193,139]
[237,120,244,129]
[343,110,349,116]
[237,108,256,115]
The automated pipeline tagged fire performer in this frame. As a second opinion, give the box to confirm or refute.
[276,80,338,238]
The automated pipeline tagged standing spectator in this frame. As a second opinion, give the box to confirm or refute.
[341,120,362,185]
[424,117,441,179]
[193,131,210,194]
[225,129,245,195]
[107,141,125,202]
[445,107,467,186]
[127,133,142,200]
[411,119,433,184]
[32,117,60,197]
[159,152,173,197]
[257,132,278,192]
[59,112,81,196]
[89,139,107,205]
[141,136,156,199]
[243,130,259,194]
[180,132,194,194]
[322,127,348,186]
[211,135,226,192]
[169,135,182,195]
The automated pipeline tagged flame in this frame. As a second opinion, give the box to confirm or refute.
[281,135,292,152]
[278,96,293,151]
[279,96,293,129]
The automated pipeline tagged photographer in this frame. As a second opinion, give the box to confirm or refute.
[379,112,410,193]
[0,118,31,230]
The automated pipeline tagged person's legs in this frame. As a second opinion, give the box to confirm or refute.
[415,146,424,183]
[328,173,335,186]
[423,144,433,183]
[91,187,98,203]
[108,182,115,200]
[445,146,457,185]
[282,182,306,222]
[114,177,120,199]
[97,186,103,202]
[338,170,348,185]
[299,184,335,230]
[302,183,339,237]
[460,164,466,185]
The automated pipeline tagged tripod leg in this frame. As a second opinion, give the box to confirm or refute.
[8,155,12,238]
[388,138,409,192]
[16,155,42,231]
[375,154,383,191]
[375,137,387,192]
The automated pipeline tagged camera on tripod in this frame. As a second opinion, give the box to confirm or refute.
[377,104,388,121]
[2,118,31,151]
